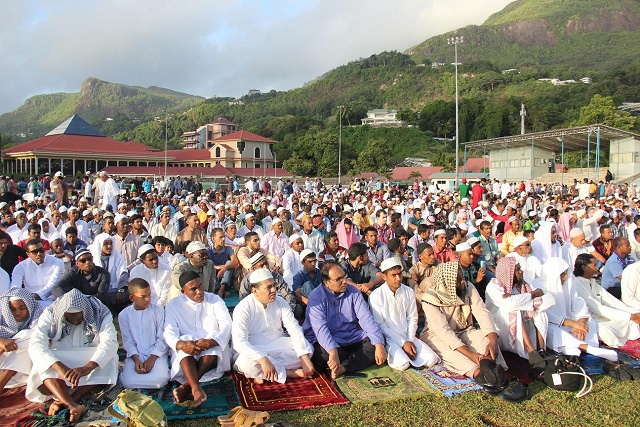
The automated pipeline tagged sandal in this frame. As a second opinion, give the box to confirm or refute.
[233,410,270,427]
[218,406,245,423]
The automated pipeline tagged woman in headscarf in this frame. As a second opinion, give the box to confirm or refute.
[38,218,61,243]
[335,218,359,249]
[485,257,554,360]
[26,289,118,422]
[420,261,506,379]
[0,230,27,278]
[0,288,43,392]
[88,234,129,313]
[556,212,573,243]
[533,257,618,361]
[531,222,561,264]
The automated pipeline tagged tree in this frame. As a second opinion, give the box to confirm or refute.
[351,138,393,174]
[572,94,634,130]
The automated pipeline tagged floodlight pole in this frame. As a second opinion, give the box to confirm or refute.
[164,112,168,181]
[337,105,344,186]
[448,36,463,187]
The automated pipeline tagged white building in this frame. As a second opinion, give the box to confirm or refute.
[361,109,403,127]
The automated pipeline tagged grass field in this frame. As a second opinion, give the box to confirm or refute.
[172,375,639,427]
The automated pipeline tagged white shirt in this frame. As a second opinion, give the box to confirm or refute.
[282,248,303,288]
[506,252,542,285]
[231,295,312,362]
[11,255,65,300]
[260,231,289,259]
[149,222,178,242]
[237,224,265,239]
[369,283,418,347]
[6,223,28,244]
[129,263,172,307]
[60,220,90,244]
[118,304,168,360]
[299,230,325,255]
[621,262,640,311]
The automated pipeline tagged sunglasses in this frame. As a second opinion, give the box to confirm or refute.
[76,257,93,264]
[29,248,45,254]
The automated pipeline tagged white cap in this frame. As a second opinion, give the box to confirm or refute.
[117,203,127,209]
[267,205,277,211]
[186,241,207,254]
[54,171,63,177]
[569,228,584,238]
[249,268,273,285]
[513,235,529,248]
[67,206,78,212]
[276,207,285,214]
[343,205,353,213]
[82,209,91,216]
[289,234,303,244]
[206,209,215,216]
[455,242,471,252]
[0,202,7,210]
[245,213,255,220]
[248,251,266,266]
[271,218,282,226]
[114,214,127,224]
[434,229,446,237]
[215,203,225,210]
[13,210,25,218]
[467,236,480,246]
[299,249,316,261]
[458,223,469,231]
[137,244,155,258]
[59,206,68,213]
[528,210,537,218]
[380,257,402,272]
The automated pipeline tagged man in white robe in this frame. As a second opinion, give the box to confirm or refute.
[533,257,618,361]
[164,271,232,406]
[282,235,304,288]
[506,235,542,285]
[561,228,606,269]
[485,257,554,360]
[621,261,640,311]
[11,239,65,309]
[369,258,439,371]
[99,172,120,212]
[0,288,43,392]
[573,253,640,348]
[118,278,170,389]
[531,222,561,264]
[129,244,172,307]
[232,268,315,384]
[26,289,118,422]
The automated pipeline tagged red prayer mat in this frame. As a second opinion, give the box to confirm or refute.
[231,371,349,412]
[616,340,640,359]
[0,386,41,427]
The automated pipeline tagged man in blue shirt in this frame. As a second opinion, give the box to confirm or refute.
[303,263,386,379]
[292,249,322,321]
[602,237,634,299]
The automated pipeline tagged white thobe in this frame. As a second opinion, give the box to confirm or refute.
[282,249,303,289]
[561,243,595,271]
[621,262,640,311]
[118,304,170,389]
[237,225,264,239]
[485,279,554,359]
[231,295,313,383]
[149,223,178,243]
[5,224,28,244]
[369,283,439,370]
[101,178,120,211]
[506,253,542,285]
[26,310,118,403]
[60,220,90,244]
[574,276,640,347]
[0,329,33,388]
[164,293,232,383]
[129,263,172,307]
[11,256,65,308]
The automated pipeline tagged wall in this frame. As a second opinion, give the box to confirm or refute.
[609,137,640,180]
[489,146,553,181]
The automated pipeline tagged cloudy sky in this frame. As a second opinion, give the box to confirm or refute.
[1,0,514,114]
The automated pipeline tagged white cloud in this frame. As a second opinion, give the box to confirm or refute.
[0,0,514,114]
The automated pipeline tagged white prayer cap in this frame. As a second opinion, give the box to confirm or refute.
[59,206,68,213]
[467,237,480,247]
[206,209,215,216]
[513,236,529,248]
[0,202,7,210]
[271,218,282,226]
[610,211,618,219]
[343,205,353,213]
[68,206,78,212]
[434,229,446,237]
[103,212,114,218]
[508,216,518,223]
[82,210,91,216]
[13,210,25,218]
[289,234,303,244]
[65,307,83,313]
[602,211,610,219]
[114,214,127,224]
[215,203,225,210]
[528,210,537,218]
[299,249,316,261]
[434,208,442,215]
[380,257,402,272]
[186,241,207,254]
[461,198,469,203]
[249,268,273,285]
[455,242,472,252]
[245,213,255,220]
[137,244,155,258]
[576,209,586,217]
[54,171,63,177]
[26,213,35,221]
[458,223,469,231]
[267,205,277,212]
[569,228,584,238]
[475,219,484,227]
[117,203,127,209]
[224,220,236,229]
[481,201,489,208]
[248,251,266,266]
[276,207,285,214]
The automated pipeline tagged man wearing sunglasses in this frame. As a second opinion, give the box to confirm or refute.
[10,239,65,309]
[57,248,110,303]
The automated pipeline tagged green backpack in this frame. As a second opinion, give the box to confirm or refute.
[108,389,167,427]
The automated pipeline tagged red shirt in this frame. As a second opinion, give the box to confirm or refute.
[471,185,486,209]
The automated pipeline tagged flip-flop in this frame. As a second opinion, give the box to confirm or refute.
[218,406,245,422]
[239,410,270,427]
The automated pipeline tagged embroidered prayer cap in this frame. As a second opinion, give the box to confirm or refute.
[186,241,207,254]
[380,257,402,273]
[224,220,236,229]
[248,251,266,266]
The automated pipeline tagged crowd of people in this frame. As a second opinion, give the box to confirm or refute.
[1,169,639,420]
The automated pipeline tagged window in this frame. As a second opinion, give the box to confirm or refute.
[215,147,221,157]
[255,147,260,158]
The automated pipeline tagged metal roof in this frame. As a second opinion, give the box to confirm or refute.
[462,125,640,152]
[46,115,105,137]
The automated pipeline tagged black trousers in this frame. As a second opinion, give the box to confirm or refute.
[607,286,622,300]
[312,337,376,373]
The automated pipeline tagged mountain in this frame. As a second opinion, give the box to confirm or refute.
[407,0,640,73]
[0,78,204,141]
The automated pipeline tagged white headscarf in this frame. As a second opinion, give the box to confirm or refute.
[38,218,61,243]
[533,257,588,321]
[531,221,561,264]
[89,233,127,289]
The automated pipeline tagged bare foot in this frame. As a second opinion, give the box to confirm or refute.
[68,404,86,423]
[286,368,305,379]
[331,365,347,380]
[253,378,264,385]
[173,384,190,403]
[48,401,66,416]
[192,386,207,407]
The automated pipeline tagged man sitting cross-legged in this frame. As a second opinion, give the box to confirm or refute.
[164,271,232,406]
[232,268,315,384]
[303,262,386,379]
[26,289,118,422]
[118,278,170,389]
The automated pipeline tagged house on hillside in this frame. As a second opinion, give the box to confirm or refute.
[180,117,238,149]
[361,109,403,127]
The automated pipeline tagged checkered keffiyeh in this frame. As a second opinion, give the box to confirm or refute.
[423,261,470,329]
[495,257,541,347]
[48,289,109,344]
[0,288,42,339]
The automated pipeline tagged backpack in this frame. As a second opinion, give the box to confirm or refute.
[529,352,592,397]
[108,389,167,427]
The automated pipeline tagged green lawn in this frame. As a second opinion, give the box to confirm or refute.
[173,376,639,427]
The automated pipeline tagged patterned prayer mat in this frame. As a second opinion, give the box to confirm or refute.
[615,339,640,359]
[0,386,41,427]
[502,351,536,384]
[223,290,240,310]
[139,377,240,421]
[415,363,482,397]
[232,371,349,412]
[335,364,437,404]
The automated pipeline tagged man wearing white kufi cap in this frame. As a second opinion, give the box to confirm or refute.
[369,258,439,371]
[232,268,315,384]
[561,227,604,271]
[129,244,172,307]
[506,235,542,285]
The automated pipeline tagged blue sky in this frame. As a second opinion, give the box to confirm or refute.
[0,0,514,114]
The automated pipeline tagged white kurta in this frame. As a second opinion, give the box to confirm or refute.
[485,279,554,359]
[118,304,170,389]
[129,263,172,307]
[506,253,542,285]
[621,262,640,311]
[0,329,33,388]
[164,293,232,383]
[369,283,439,370]
[101,178,120,211]
[282,249,303,289]
[561,243,595,272]
[26,309,118,403]
[11,256,65,308]
[232,295,313,383]
[573,275,640,347]
[0,267,10,294]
